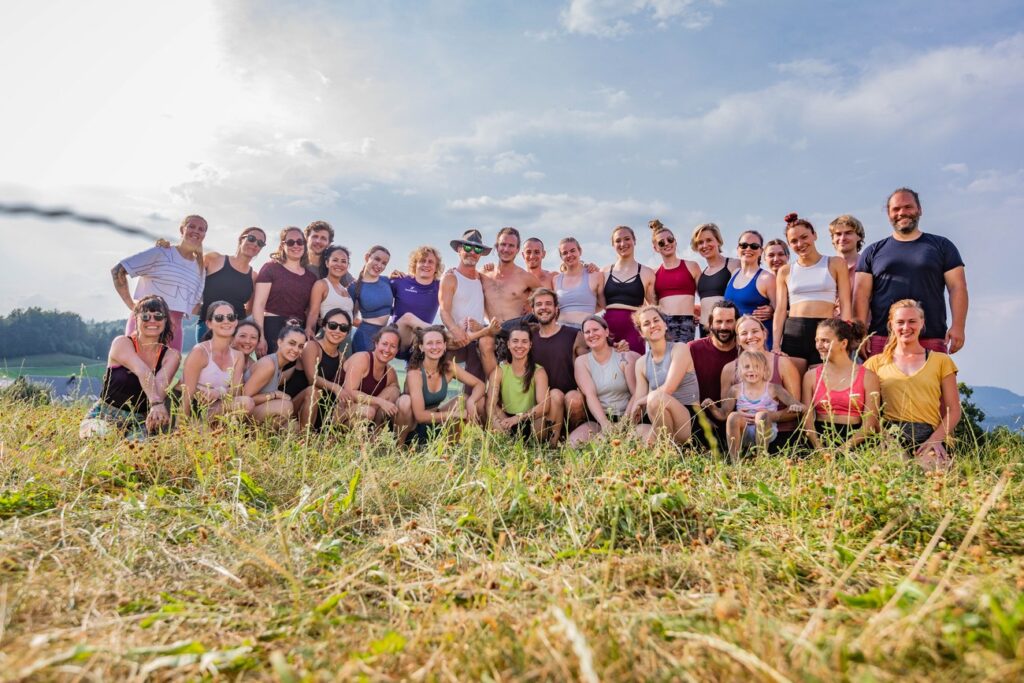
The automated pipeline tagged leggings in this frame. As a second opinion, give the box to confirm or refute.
[263,315,288,354]
[664,314,696,344]
[604,308,645,354]
[781,317,827,365]
[351,321,385,354]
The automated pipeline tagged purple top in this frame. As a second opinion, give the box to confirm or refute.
[390,275,440,324]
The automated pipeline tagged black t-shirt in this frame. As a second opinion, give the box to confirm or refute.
[532,326,579,393]
[857,233,964,339]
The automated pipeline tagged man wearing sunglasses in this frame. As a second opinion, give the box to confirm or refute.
[440,229,499,383]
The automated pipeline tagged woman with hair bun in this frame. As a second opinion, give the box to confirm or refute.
[772,213,851,365]
[650,219,701,343]
[864,300,961,471]
[243,324,306,429]
[802,318,880,450]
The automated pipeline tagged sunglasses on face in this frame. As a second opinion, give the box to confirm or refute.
[212,313,237,323]
[284,239,305,248]
[657,237,675,248]
[738,242,762,250]
[462,244,485,254]
[243,234,266,248]
[139,312,166,322]
[324,321,351,332]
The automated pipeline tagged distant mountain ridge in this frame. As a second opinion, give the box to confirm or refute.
[969,385,1024,430]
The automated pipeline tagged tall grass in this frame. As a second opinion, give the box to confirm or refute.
[1,398,1022,680]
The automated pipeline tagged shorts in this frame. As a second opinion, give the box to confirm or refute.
[664,314,696,344]
[351,321,385,354]
[409,421,446,446]
[781,317,827,365]
[741,422,778,447]
[604,308,645,354]
[454,340,486,387]
[813,420,856,442]
[81,401,150,441]
[891,420,935,448]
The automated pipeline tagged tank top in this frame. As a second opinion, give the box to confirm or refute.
[420,366,449,409]
[500,363,538,415]
[788,256,837,305]
[736,385,779,415]
[349,278,394,319]
[696,258,736,299]
[451,269,486,325]
[359,353,389,397]
[555,272,597,314]
[247,353,282,395]
[587,351,631,417]
[314,341,345,385]
[603,265,645,307]
[813,364,867,418]
[531,326,579,393]
[655,261,697,299]
[201,256,253,320]
[645,342,699,405]
[101,337,168,413]
[320,279,354,319]
[196,341,239,393]
[725,268,773,347]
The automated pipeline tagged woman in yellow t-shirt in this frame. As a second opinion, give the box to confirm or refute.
[864,299,961,471]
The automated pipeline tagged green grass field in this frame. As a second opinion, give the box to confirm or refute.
[1,399,1022,680]
[0,353,105,378]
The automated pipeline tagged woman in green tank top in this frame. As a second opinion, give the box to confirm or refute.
[395,325,487,445]
[487,324,549,440]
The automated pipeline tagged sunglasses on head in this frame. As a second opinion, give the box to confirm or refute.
[738,242,762,250]
[657,236,675,248]
[139,312,166,322]
[212,313,237,323]
[462,244,485,254]
[284,238,305,248]
[324,321,351,332]
[243,234,266,248]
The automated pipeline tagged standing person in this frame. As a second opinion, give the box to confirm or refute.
[772,213,852,366]
[649,219,701,343]
[293,309,353,431]
[439,230,497,383]
[180,301,253,423]
[348,245,394,354]
[305,220,352,284]
[231,321,261,375]
[864,300,961,471]
[243,325,305,429]
[394,325,486,445]
[522,237,555,285]
[305,245,354,340]
[802,318,880,450]
[692,223,739,337]
[529,288,588,443]
[340,325,402,429]
[632,306,700,447]
[111,214,206,353]
[391,245,443,353]
[762,239,790,276]
[602,225,656,354]
[196,226,265,342]
[252,227,318,354]
[855,188,968,357]
[829,214,864,291]
[688,300,740,450]
[80,296,180,440]
[702,351,804,462]
[569,315,640,447]
[480,227,545,373]
[724,231,776,348]
[552,237,603,328]
[487,323,550,441]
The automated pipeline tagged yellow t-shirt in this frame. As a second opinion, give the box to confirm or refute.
[865,352,958,428]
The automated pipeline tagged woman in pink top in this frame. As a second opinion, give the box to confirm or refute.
[180,301,253,423]
[801,318,880,450]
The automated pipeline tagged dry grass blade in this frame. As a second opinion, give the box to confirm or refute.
[664,630,794,683]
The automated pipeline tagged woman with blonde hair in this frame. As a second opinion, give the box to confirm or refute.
[650,219,701,343]
[553,237,604,328]
[391,245,444,353]
[692,222,739,336]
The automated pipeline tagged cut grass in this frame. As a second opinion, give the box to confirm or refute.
[0,399,1022,680]
[0,353,105,378]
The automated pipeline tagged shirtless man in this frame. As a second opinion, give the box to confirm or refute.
[439,229,498,383]
[479,227,544,375]
[522,237,556,286]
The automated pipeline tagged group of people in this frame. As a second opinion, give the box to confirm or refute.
[85,187,967,469]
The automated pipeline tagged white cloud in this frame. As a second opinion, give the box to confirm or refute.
[446,192,669,233]
[774,58,839,79]
[523,171,547,181]
[560,0,718,38]
[596,86,630,107]
[491,151,537,174]
[942,163,969,174]
[964,169,1024,193]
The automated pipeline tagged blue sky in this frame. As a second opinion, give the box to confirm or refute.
[1,0,1022,390]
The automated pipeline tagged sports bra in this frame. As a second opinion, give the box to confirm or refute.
[655,261,697,299]
[555,272,598,314]
[696,258,737,299]
[420,366,449,410]
[101,336,168,413]
[349,277,394,319]
[604,265,645,307]
[813,364,867,418]
[788,256,837,305]
[359,353,389,397]
[320,279,354,319]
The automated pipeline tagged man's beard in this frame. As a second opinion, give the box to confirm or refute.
[535,311,556,325]
[891,216,919,234]
[713,328,736,344]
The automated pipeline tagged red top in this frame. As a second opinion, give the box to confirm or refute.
[360,353,389,397]
[655,262,697,299]
[813,364,867,418]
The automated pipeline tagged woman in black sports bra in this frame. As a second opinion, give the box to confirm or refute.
[691,222,739,337]
[602,225,655,354]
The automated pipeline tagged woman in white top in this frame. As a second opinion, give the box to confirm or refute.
[180,301,253,423]
[569,315,639,446]
[305,245,355,348]
[772,213,851,366]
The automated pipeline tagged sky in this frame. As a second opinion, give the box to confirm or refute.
[1,0,1022,391]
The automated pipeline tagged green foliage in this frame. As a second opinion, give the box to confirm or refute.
[0,376,52,405]
[957,382,987,446]
[0,307,124,359]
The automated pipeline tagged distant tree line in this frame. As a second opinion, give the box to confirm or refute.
[0,308,125,359]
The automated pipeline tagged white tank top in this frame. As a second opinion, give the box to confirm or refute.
[319,279,354,319]
[451,269,485,326]
[788,256,837,304]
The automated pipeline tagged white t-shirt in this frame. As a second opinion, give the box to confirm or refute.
[120,246,204,314]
